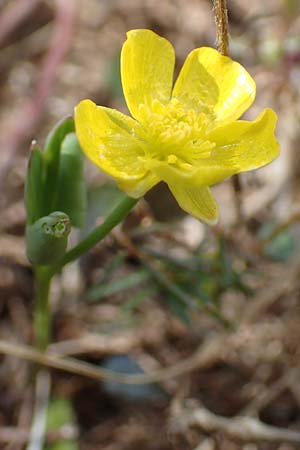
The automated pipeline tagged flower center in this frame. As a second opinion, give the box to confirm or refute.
[138,99,215,169]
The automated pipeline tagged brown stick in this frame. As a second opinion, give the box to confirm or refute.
[0,0,42,48]
[213,0,229,56]
[213,0,244,223]
[174,403,300,443]
[0,336,224,385]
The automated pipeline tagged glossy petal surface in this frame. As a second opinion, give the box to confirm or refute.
[167,183,219,224]
[75,100,146,181]
[208,108,279,173]
[118,172,160,198]
[146,158,237,188]
[173,47,256,125]
[121,29,175,121]
[75,30,280,225]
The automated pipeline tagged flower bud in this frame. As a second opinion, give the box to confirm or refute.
[54,133,87,227]
[43,117,75,212]
[26,212,71,265]
[24,143,46,225]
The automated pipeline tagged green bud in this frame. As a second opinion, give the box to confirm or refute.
[24,142,46,225]
[43,117,75,212]
[26,212,71,265]
[54,133,87,228]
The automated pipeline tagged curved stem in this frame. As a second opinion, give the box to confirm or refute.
[33,194,138,346]
[50,195,138,275]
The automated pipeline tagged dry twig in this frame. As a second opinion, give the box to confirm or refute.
[0,336,225,384]
[242,369,300,416]
[172,402,300,443]
[0,0,76,185]
[213,0,229,56]
[0,0,42,48]
[26,369,51,450]
[213,0,244,223]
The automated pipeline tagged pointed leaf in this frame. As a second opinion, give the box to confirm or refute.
[24,143,46,224]
[43,117,75,212]
[55,133,87,227]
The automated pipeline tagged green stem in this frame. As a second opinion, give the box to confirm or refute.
[33,195,138,346]
[34,267,52,351]
[51,194,138,275]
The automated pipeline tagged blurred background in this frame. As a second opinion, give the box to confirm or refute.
[1,0,300,449]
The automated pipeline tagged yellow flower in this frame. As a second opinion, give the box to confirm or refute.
[75,29,279,224]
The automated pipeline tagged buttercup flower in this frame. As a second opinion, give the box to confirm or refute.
[75,29,279,224]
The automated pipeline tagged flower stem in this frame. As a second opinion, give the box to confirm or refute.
[51,194,139,274]
[213,0,229,56]
[34,267,52,351]
[33,194,138,347]
[213,0,244,223]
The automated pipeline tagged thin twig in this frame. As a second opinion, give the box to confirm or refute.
[213,0,244,223]
[26,369,51,450]
[0,426,77,445]
[0,266,295,386]
[213,0,229,56]
[0,0,76,185]
[0,337,224,385]
[0,0,42,48]
[242,369,300,416]
[174,402,300,443]
[0,264,294,385]
[0,428,29,445]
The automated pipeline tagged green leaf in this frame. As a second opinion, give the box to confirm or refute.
[24,143,46,224]
[259,223,296,261]
[81,183,125,238]
[265,231,296,261]
[47,398,73,429]
[106,52,123,98]
[26,212,71,265]
[87,270,150,301]
[48,443,78,450]
[46,397,79,450]
[54,133,87,227]
[43,117,75,212]
[164,294,191,325]
[121,288,154,313]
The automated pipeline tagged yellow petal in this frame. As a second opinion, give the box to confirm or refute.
[118,172,160,198]
[207,108,280,173]
[146,158,237,187]
[167,183,219,224]
[75,99,146,181]
[173,47,256,125]
[121,29,175,121]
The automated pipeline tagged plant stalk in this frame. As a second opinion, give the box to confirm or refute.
[213,0,229,56]
[34,267,52,351]
[51,194,139,275]
[213,0,243,223]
